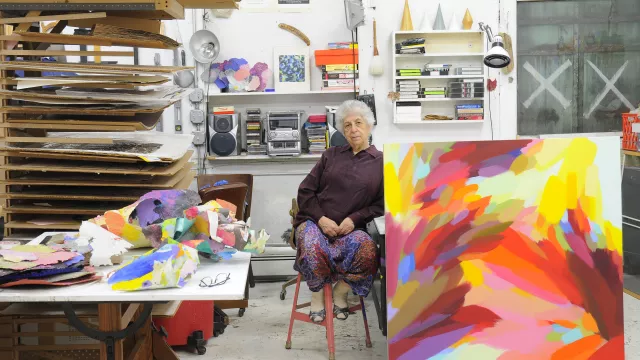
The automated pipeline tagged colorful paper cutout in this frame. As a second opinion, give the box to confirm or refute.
[108,243,199,291]
[0,249,81,271]
[90,190,270,259]
[201,58,272,92]
[78,221,134,267]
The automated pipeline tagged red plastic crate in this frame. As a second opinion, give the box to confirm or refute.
[622,113,639,150]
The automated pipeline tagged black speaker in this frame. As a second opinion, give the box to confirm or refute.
[208,114,240,156]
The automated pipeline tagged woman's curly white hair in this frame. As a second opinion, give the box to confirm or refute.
[335,100,375,133]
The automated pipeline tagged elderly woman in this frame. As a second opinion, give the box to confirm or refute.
[293,100,382,322]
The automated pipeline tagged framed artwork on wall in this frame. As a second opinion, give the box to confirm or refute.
[274,46,311,93]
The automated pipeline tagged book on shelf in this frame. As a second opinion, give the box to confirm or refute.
[397,47,426,55]
[322,64,358,72]
[328,42,358,49]
[322,72,358,80]
[455,103,484,120]
[455,104,483,109]
[395,38,426,54]
[323,79,359,87]
[321,86,359,91]
[461,78,484,83]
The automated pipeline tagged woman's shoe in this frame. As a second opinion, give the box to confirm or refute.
[309,309,326,323]
[333,305,349,320]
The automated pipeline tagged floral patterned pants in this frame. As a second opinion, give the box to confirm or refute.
[293,220,378,296]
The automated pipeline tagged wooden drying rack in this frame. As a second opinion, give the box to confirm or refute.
[0,1,241,237]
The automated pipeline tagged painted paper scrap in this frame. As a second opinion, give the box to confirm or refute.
[90,190,270,258]
[383,138,624,360]
[108,243,199,291]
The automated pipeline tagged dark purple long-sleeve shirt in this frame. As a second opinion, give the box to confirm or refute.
[294,144,384,230]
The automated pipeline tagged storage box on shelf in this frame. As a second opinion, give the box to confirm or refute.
[392,30,487,124]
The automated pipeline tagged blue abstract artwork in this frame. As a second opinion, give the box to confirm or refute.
[279,55,306,83]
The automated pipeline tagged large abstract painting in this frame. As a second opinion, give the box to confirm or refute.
[384,138,623,359]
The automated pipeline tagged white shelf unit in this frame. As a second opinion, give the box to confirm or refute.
[208,89,357,97]
[392,30,487,124]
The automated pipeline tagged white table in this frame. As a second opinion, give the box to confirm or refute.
[0,251,251,302]
[0,248,252,360]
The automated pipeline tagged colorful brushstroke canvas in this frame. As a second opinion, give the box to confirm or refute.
[384,138,623,359]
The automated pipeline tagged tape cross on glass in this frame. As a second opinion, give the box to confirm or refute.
[583,60,634,119]
[522,60,572,110]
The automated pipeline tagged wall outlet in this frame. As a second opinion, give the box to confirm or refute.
[190,109,205,124]
[189,88,205,103]
[192,131,206,146]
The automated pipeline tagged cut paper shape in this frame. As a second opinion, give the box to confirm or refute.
[448,12,461,31]
[90,190,270,258]
[0,251,80,271]
[0,264,84,285]
[433,4,446,30]
[0,250,38,263]
[400,0,413,31]
[462,8,473,30]
[0,241,21,250]
[202,59,272,93]
[419,10,432,31]
[0,274,101,288]
[383,138,624,360]
[108,243,199,291]
[78,221,133,267]
[10,245,55,254]
[91,189,202,248]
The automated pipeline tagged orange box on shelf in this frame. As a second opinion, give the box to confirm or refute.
[314,49,359,66]
[622,113,640,151]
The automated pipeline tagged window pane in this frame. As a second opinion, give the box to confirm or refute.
[517,0,640,135]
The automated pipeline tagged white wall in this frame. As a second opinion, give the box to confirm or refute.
[136,0,519,276]
[150,0,518,142]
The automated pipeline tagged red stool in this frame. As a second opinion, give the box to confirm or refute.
[285,273,372,360]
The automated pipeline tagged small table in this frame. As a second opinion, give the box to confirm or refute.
[368,217,386,336]
[0,249,251,360]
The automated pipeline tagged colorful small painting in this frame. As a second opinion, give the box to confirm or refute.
[384,138,623,359]
[279,55,306,83]
[273,47,310,93]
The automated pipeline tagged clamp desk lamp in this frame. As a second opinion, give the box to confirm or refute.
[479,22,511,69]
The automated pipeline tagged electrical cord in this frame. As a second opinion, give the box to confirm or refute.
[485,35,495,140]
[351,29,357,99]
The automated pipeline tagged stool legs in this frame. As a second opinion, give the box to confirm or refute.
[285,273,302,349]
[284,274,372,360]
[360,297,372,348]
[324,283,335,360]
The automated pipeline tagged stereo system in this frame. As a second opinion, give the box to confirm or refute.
[208,113,241,156]
[266,111,302,157]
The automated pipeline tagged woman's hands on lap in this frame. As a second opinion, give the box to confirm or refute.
[319,216,340,237]
[338,218,354,236]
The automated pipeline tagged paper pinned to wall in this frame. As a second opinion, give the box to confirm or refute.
[240,0,276,12]
[277,0,311,12]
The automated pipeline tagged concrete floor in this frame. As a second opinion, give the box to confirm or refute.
[177,282,640,359]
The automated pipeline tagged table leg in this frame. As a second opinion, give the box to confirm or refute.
[99,303,123,360]
[62,303,154,360]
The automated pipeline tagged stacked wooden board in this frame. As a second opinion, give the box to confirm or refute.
[0,5,200,237]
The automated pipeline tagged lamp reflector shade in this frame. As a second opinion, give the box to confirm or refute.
[189,30,220,64]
